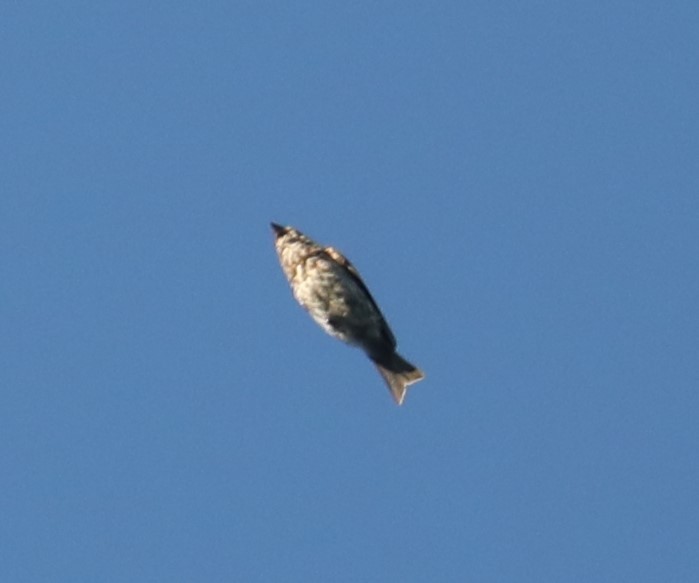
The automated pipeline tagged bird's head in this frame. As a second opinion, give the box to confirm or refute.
[270,223,312,246]
[270,223,319,263]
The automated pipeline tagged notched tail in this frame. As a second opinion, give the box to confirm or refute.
[372,352,425,406]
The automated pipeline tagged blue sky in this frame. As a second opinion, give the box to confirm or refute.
[2,2,698,581]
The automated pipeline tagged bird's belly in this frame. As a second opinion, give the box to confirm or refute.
[293,271,378,346]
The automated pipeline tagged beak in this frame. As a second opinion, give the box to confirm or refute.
[270,222,286,238]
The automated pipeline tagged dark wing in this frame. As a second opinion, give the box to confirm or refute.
[323,246,397,349]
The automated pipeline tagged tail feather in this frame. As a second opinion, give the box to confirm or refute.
[372,352,425,405]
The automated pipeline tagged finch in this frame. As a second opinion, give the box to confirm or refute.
[271,223,424,405]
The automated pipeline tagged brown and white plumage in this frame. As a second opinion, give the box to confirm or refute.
[271,223,424,405]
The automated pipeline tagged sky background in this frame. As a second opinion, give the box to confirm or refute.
[2,2,698,581]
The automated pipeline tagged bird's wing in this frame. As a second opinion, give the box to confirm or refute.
[323,246,397,348]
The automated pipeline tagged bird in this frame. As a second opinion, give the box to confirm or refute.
[271,222,424,405]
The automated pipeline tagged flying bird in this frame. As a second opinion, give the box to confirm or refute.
[271,223,424,405]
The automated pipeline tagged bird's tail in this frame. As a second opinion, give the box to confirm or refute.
[372,352,425,405]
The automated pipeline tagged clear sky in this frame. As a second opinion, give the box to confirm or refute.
[2,2,698,581]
